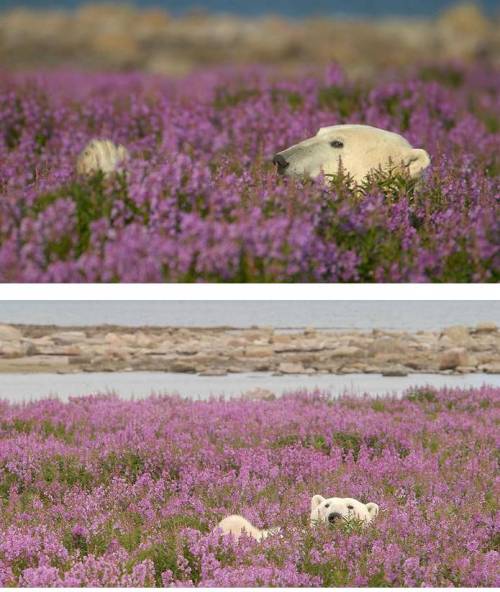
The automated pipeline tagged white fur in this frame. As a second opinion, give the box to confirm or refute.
[76,139,129,177]
[274,124,430,182]
[310,494,379,526]
[217,514,281,542]
[217,495,379,542]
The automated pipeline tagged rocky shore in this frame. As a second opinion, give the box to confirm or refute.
[0,322,498,376]
[0,3,498,77]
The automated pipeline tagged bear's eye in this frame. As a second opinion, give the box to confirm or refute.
[324,503,329,508]
[330,140,344,148]
[347,505,354,510]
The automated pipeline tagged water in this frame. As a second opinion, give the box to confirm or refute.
[1,371,497,404]
[0,301,497,332]
[2,0,498,18]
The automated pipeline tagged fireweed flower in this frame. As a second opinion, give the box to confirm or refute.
[0,61,498,282]
[0,386,498,586]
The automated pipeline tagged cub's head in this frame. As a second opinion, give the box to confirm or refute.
[310,494,379,526]
[76,139,129,177]
[273,124,430,183]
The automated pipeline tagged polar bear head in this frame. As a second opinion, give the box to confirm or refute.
[76,139,129,177]
[310,494,379,526]
[273,124,430,183]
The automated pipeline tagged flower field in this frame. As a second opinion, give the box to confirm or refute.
[0,386,498,586]
[0,62,498,282]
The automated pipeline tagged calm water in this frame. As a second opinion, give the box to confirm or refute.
[2,0,498,17]
[0,301,497,331]
[1,371,498,403]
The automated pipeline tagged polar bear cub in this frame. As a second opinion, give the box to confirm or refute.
[310,494,379,525]
[217,495,378,542]
[76,139,129,177]
[217,514,281,542]
[273,124,430,182]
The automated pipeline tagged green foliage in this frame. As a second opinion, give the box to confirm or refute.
[101,451,146,483]
[213,88,261,109]
[0,469,19,500]
[32,172,147,262]
[305,434,330,454]
[40,456,93,489]
[128,524,206,587]
[380,92,412,130]
[406,389,438,403]
[41,420,75,443]
[360,168,419,203]
[419,65,464,88]
[371,400,386,412]
[368,569,391,586]
[271,434,301,448]
[1,418,34,434]
[318,86,363,118]
[332,431,362,461]
[63,530,89,557]
[299,530,350,586]
[270,89,304,111]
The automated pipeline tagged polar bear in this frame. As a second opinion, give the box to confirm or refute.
[272,124,430,182]
[216,495,378,542]
[217,514,281,542]
[76,139,129,177]
[309,494,379,526]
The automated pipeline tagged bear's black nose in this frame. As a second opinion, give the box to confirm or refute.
[328,512,342,523]
[273,154,289,171]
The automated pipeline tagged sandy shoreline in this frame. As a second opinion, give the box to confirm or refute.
[0,322,498,376]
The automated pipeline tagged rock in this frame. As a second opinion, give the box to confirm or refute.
[439,348,470,370]
[176,345,199,355]
[198,368,227,376]
[278,362,307,374]
[23,343,39,356]
[274,342,325,354]
[331,346,361,357]
[0,325,23,341]
[243,331,266,342]
[437,335,454,348]
[254,363,272,371]
[442,325,470,343]
[134,332,152,348]
[339,367,360,374]
[480,363,500,374]
[270,334,293,344]
[472,322,497,334]
[51,331,86,345]
[241,388,276,401]
[69,355,93,365]
[104,332,123,345]
[0,343,26,358]
[227,338,247,347]
[369,337,405,354]
[2,355,69,368]
[32,344,82,356]
[169,362,197,373]
[382,366,409,377]
[245,346,274,358]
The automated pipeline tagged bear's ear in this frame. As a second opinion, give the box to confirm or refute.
[366,502,379,518]
[405,148,430,177]
[311,495,325,511]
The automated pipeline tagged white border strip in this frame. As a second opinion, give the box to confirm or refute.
[0,283,498,300]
